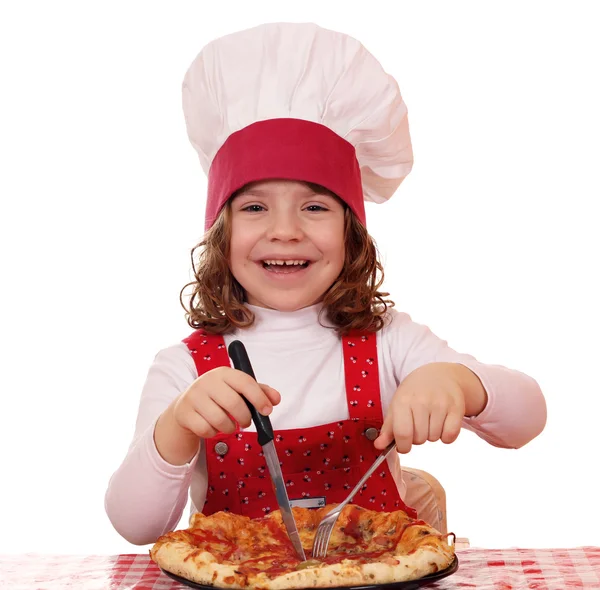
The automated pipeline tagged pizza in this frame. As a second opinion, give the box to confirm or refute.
[150,504,456,589]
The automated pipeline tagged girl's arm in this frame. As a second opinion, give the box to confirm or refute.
[384,310,547,449]
[104,344,203,545]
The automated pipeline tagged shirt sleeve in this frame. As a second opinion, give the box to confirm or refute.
[104,344,201,545]
[383,310,547,449]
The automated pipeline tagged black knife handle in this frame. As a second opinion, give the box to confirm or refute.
[228,340,274,446]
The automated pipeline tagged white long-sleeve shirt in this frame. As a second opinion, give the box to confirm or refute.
[105,304,546,545]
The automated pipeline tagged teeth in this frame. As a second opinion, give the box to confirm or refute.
[263,260,308,266]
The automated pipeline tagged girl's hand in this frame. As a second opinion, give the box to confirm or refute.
[172,366,281,438]
[374,362,484,454]
[154,367,281,465]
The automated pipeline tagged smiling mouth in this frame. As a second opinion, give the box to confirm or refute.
[260,259,311,273]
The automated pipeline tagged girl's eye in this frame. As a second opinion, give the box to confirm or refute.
[242,204,265,212]
[305,205,328,212]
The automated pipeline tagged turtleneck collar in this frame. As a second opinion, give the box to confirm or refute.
[232,302,337,345]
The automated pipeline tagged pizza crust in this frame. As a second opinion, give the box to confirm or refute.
[153,542,241,586]
[258,548,452,590]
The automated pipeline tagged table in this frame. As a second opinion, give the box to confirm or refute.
[1,548,599,589]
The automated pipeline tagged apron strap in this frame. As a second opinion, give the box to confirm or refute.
[182,330,230,373]
[343,332,383,422]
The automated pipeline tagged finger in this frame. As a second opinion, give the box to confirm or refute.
[259,384,281,407]
[428,400,447,442]
[374,414,394,450]
[411,402,429,446]
[180,413,218,439]
[193,398,238,434]
[393,401,414,454]
[225,370,275,415]
[441,406,463,444]
[209,383,253,428]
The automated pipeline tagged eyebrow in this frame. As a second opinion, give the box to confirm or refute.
[235,188,270,197]
[234,187,329,198]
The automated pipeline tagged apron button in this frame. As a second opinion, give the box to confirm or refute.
[365,427,379,441]
[214,442,229,456]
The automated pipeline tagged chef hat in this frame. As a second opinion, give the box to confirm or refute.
[182,22,413,230]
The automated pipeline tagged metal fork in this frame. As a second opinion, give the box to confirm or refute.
[311,441,396,559]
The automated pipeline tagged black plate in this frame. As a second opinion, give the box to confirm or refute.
[160,555,459,589]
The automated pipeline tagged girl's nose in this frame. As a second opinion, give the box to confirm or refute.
[265,211,304,241]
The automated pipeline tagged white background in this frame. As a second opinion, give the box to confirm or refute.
[1,0,599,555]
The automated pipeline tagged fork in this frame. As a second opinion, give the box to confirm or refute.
[311,441,396,559]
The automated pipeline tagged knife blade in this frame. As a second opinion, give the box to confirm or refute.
[228,340,307,562]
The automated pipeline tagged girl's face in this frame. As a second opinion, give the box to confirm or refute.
[229,180,346,311]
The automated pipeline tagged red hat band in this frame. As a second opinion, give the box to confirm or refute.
[205,118,365,230]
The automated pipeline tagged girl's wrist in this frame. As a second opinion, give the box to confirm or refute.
[452,364,488,417]
[154,405,201,466]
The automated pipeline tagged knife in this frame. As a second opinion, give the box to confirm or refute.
[228,340,307,562]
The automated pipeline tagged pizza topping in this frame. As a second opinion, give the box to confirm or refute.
[151,505,456,587]
[295,559,320,570]
[341,505,364,540]
[372,534,394,547]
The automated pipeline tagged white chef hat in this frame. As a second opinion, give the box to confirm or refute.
[182,22,413,230]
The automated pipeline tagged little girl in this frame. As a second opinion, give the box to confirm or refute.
[105,23,546,546]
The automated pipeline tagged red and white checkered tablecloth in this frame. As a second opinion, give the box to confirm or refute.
[1,548,599,589]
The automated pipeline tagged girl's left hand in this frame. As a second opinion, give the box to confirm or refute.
[374,362,471,454]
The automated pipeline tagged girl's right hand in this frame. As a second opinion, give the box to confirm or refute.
[172,366,281,438]
[154,367,281,466]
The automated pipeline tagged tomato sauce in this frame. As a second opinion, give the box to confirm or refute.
[341,506,363,539]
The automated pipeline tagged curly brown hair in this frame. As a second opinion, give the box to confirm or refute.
[180,183,395,335]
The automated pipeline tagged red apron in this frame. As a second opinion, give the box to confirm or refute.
[182,330,417,519]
